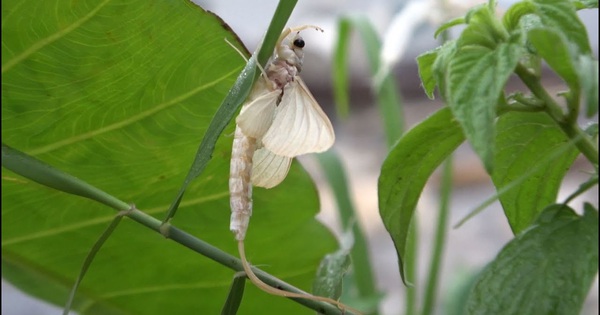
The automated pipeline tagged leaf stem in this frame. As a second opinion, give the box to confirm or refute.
[515,64,598,165]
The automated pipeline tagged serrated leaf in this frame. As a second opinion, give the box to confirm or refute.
[1,1,337,314]
[378,107,465,283]
[532,0,591,54]
[492,112,579,234]
[417,49,438,99]
[447,42,522,172]
[466,204,599,315]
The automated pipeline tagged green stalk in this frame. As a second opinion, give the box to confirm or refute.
[515,65,598,165]
[420,156,452,315]
[404,219,418,315]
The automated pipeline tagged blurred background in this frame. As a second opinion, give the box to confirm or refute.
[3,0,598,314]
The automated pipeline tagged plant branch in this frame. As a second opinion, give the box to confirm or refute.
[515,64,599,165]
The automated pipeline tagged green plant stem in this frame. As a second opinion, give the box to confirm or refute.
[515,64,599,165]
[420,156,452,315]
[404,219,418,315]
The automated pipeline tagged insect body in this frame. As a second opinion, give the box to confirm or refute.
[228,26,361,314]
[230,25,334,241]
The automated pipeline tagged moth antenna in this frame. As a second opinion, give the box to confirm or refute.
[238,240,363,315]
[224,37,269,81]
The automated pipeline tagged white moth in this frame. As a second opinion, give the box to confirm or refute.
[228,26,361,314]
[230,25,335,241]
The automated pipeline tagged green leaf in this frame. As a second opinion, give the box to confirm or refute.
[531,0,591,54]
[466,204,599,315]
[416,49,438,99]
[492,112,579,234]
[221,273,246,315]
[332,18,352,119]
[1,1,337,314]
[447,43,522,172]
[378,107,465,283]
[528,28,580,91]
[502,1,535,32]
[434,16,466,39]
[312,231,352,301]
[432,40,458,100]
[459,4,506,49]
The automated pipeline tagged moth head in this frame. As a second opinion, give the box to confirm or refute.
[277,32,305,71]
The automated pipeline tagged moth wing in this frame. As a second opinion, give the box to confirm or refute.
[262,78,335,157]
[236,89,280,139]
[251,147,292,188]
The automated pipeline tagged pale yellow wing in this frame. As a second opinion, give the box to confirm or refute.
[261,78,335,157]
[236,89,280,139]
[251,147,292,188]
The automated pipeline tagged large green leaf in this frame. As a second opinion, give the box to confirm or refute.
[378,107,465,283]
[492,112,579,234]
[466,204,599,315]
[1,1,336,314]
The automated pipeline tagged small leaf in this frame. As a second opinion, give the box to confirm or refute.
[312,231,353,301]
[459,4,506,49]
[221,272,246,315]
[447,42,522,172]
[502,1,535,32]
[434,16,465,39]
[416,49,438,99]
[492,112,579,234]
[378,107,464,283]
[466,204,599,315]
[432,40,458,100]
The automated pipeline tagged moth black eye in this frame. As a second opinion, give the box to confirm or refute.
[293,38,305,48]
